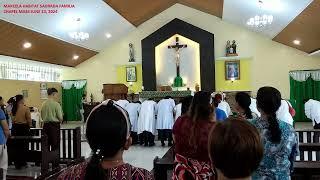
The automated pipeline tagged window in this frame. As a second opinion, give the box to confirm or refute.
[0,63,61,82]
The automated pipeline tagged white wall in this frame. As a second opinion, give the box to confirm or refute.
[62,4,320,101]
[155,34,200,90]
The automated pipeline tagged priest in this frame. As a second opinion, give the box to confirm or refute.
[305,99,320,129]
[156,96,175,146]
[137,98,157,146]
[115,99,129,109]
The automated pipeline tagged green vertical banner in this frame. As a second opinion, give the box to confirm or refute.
[62,80,86,121]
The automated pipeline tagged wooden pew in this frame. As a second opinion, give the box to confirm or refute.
[292,142,320,180]
[153,147,175,180]
[30,127,82,164]
[7,135,59,174]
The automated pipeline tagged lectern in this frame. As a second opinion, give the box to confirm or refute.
[102,84,128,100]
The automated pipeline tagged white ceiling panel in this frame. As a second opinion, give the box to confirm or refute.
[0,0,136,51]
[222,0,313,38]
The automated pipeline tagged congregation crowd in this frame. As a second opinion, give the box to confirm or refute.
[57,86,305,180]
[1,86,320,179]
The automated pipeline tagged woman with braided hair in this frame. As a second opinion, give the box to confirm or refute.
[58,99,153,180]
[251,87,298,180]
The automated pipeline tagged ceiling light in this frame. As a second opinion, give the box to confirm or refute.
[73,55,79,60]
[247,0,274,28]
[69,18,89,41]
[293,40,301,45]
[105,33,112,39]
[23,42,32,49]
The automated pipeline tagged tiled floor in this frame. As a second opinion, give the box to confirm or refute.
[7,121,315,177]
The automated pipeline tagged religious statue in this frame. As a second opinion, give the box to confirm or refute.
[168,37,187,87]
[226,40,238,56]
[129,43,135,62]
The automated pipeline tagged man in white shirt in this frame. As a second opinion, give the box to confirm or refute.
[137,98,157,146]
[156,96,175,146]
[115,99,129,109]
[305,99,320,129]
[276,100,294,126]
[215,94,232,117]
[125,101,141,145]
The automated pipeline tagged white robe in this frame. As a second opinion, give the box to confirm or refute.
[156,99,175,130]
[138,100,157,135]
[174,103,182,121]
[115,100,129,109]
[125,103,141,132]
[250,98,261,117]
[276,100,294,126]
[305,99,320,126]
[218,101,232,117]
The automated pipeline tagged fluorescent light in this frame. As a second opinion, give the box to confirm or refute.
[105,33,112,39]
[23,42,32,49]
[73,55,79,60]
[293,40,301,45]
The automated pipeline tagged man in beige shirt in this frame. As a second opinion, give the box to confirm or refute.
[41,88,63,151]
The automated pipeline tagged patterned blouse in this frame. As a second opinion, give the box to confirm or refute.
[250,118,299,180]
[58,162,154,180]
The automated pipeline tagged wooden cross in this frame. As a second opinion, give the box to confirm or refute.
[168,37,187,77]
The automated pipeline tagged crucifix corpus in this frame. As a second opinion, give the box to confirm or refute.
[168,36,187,87]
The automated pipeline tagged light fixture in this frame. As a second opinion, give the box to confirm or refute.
[247,0,273,28]
[105,33,112,39]
[293,39,301,45]
[69,18,89,41]
[73,55,79,60]
[23,42,32,49]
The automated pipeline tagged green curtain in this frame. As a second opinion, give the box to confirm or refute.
[62,80,86,121]
[290,74,320,122]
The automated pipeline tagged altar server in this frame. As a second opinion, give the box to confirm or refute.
[276,100,294,126]
[115,99,129,109]
[305,99,320,129]
[137,99,157,146]
[156,96,175,146]
[125,101,141,144]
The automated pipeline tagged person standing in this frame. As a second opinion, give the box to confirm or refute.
[115,99,129,109]
[137,99,157,147]
[41,88,63,152]
[235,92,258,120]
[276,100,294,126]
[0,97,11,133]
[11,94,32,169]
[215,94,232,117]
[305,99,320,129]
[125,101,141,144]
[156,96,175,146]
[251,87,298,180]
[172,91,216,179]
[0,108,10,179]
[174,101,182,121]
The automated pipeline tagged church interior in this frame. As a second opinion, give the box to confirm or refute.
[0,0,320,179]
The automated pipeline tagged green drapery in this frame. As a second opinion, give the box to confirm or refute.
[290,71,320,122]
[62,80,86,121]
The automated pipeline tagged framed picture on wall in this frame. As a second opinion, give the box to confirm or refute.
[225,60,240,80]
[126,66,137,82]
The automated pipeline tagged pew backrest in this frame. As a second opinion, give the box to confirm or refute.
[30,127,81,162]
[296,130,320,161]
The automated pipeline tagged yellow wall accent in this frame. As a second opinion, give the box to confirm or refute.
[0,79,61,108]
[62,4,320,100]
[215,59,252,91]
[116,64,142,93]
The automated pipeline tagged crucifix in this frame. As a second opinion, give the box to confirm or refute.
[168,36,187,87]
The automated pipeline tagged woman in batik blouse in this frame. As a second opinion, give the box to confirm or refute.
[251,87,299,180]
[58,99,153,180]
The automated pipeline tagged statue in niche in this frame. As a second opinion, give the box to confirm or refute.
[129,43,135,62]
[226,40,238,56]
